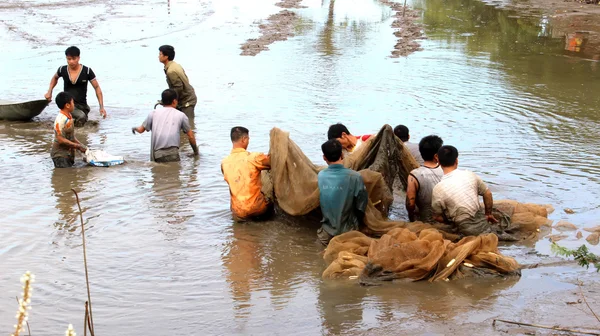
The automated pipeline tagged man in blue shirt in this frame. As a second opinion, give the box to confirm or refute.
[317,139,369,246]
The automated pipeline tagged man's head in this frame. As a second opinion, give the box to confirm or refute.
[161,89,178,108]
[394,125,410,142]
[158,45,175,63]
[55,92,75,113]
[230,126,250,149]
[437,145,459,168]
[321,139,344,164]
[65,46,81,69]
[419,135,444,162]
[327,123,355,150]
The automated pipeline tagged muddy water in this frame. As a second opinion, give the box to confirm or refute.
[1,0,599,334]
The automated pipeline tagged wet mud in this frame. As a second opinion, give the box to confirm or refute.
[240,0,306,56]
[380,0,425,57]
[240,10,298,56]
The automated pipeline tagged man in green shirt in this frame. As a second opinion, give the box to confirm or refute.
[158,45,197,118]
[317,139,369,246]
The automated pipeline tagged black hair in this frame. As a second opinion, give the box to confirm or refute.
[159,45,175,61]
[419,135,444,161]
[394,125,409,142]
[55,92,74,110]
[65,46,80,57]
[230,126,249,142]
[322,139,343,162]
[437,145,459,167]
[327,123,351,140]
[161,89,178,106]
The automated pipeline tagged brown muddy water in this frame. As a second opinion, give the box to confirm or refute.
[1,0,600,335]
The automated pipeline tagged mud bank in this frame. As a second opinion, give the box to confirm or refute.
[380,0,425,57]
[479,0,600,60]
[353,263,600,335]
[240,0,305,56]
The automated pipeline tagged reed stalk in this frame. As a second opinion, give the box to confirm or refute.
[72,189,95,336]
[11,272,34,336]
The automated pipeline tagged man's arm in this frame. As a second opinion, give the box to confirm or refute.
[482,189,498,223]
[44,73,59,101]
[90,79,107,118]
[166,71,184,105]
[132,125,146,134]
[431,189,445,223]
[354,177,369,212]
[186,130,199,156]
[57,134,86,152]
[405,174,419,222]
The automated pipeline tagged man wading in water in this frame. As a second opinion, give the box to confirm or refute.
[158,45,197,119]
[221,127,272,221]
[406,135,444,223]
[431,145,516,240]
[44,46,107,127]
[317,139,368,245]
[394,124,424,165]
[51,92,87,168]
[131,89,198,162]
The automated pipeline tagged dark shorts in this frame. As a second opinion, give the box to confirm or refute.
[154,147,180,163]
[317,227,334,246]
[72,104,91,127]
[53,157,74,168]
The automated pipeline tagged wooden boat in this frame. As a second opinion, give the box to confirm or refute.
[0,99,49,121]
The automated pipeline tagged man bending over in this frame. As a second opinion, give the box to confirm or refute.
[132,89,198,162]
[327,123,372,154]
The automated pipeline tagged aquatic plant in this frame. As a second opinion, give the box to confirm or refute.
[65,323,77,336]
[551,243,600,271]
[11,271,34,336]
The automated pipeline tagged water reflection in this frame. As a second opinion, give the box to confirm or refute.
[149,161,197,228]
[223,223,263,317]
[50,165,93,231]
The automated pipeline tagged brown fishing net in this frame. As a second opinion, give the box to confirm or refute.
[323,228,521,282]
[265,124,551,281]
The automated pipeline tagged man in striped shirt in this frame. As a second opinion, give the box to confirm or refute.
[431,145,513,239]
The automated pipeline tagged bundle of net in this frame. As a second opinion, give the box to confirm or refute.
[263,125,553,282]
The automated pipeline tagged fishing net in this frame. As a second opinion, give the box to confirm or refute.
[323,228,521,282]
[264,125,551,239]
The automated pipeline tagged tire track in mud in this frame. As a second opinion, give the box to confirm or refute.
[239,0,306,56]
[380,0,426,57]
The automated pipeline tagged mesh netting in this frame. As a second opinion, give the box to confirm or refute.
[264,125,552,281]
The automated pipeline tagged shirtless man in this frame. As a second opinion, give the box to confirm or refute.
[44,46,107,127]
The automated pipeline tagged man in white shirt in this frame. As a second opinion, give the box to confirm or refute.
[132,89,198,162]
[431,145,515,239]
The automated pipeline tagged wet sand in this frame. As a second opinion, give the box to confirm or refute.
[380,0,425,57]
[240,0,306,56]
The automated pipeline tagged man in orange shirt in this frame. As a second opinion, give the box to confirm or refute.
[222,126,272,221]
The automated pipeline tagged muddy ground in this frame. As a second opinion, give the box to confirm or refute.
[240,0,306,56]
[380,0,426,57]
